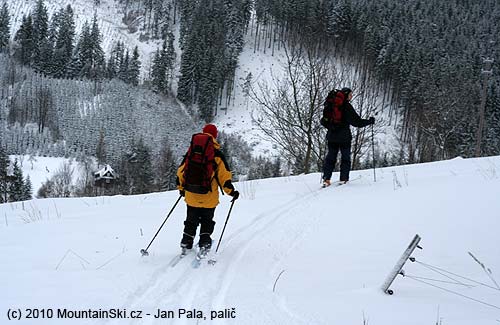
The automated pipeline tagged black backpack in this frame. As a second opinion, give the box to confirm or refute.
[320,89,346,128]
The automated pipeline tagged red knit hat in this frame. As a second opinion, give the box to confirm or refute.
[202,124,218,138]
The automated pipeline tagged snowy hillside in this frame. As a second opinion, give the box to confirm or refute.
[6,0,163,77]
[2,156,500,324]
[8,155,84,196]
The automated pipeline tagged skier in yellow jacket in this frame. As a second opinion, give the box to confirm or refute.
[176,124,239,252]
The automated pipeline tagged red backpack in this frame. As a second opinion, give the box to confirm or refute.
[182,133,216,194]
[320,89,345,128]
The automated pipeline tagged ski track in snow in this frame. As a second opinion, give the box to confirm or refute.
[109,176,352,325]
[104,176,327,325]
[3,158,500,324]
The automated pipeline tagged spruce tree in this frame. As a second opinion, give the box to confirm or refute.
[124,139,153,195]
[70,21,91,78]
[156,140,177,191]
[118,49,129,83]
[0,147,8,203]
[9,160,25,202]
[14,15,34,65]
[32,0,50,73]
[151,46,166,93]
[53,5,75,77]
[22,176,33,201]
[132,139,154,194]
[0,2,10,53]
[164,31,176,88]
[71,15,105,81]
[90,14,105,81]
[107,41,124,79]
[128,46,141,86]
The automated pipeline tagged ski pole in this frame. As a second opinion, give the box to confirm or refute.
[214,199,236,253]
[320,135,328,183]
[140,195,182,256]
[371,124,376,182]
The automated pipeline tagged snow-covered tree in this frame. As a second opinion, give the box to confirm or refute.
[9,159,25,202]
[0,2,10,53]
[0,147,8,203]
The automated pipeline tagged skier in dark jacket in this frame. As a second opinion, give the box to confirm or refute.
[322,88,374,187]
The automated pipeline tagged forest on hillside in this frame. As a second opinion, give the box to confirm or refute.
[249,0,499,162]
[0,0,499,200]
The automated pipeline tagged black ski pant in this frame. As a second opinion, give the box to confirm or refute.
[181,206,215,248]
[322,141,351,182]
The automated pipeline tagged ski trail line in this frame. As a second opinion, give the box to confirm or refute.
[204,181,333,323]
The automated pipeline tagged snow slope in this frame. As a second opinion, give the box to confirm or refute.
[8,155,85,196]
[1,156,500,324]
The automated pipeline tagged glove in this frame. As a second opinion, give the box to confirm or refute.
[231,190,240,201]
[179,190,185,197]
[368,117,375,125]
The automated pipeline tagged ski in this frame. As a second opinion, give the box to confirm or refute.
[169,248,193,267]
[321,175,362,189]
[192,247,211,269]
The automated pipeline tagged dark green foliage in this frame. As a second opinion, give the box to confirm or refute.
[217,131,253,180]
[22,175,33,201]
[0,147,8,203]
[151,33,175,94]
[177,0,252,121]
[254,0,500,159]
[248,156,282,181]
[128,46,141,86]
[32,0,50,73]
[0,3,10,53]
[119,139,154,195]
[51,5,76,78]
[155,139,178,191]
[70,15,105,80]
[9,160,25,202]
[13,15,34,65]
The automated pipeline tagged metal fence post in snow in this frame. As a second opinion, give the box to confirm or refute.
[382,234,422,295]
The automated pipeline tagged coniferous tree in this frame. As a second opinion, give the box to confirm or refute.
[22,175,33,201]
[164,30,176,86]
[52,5,75,77]
[96,130,106,166]
[0,147,8,203]
[120,139,154,195]
[107,41,124,79]
[131,139,154,194]
[71,15,105,81]
[151,39,172,93]
[156,140,177,191]
[9,160,25,202]
[32,0,50,73]
[70,21,91,78]
[118,49,130,83]
[151,49,163,92]
[89,14,106,81]
[14,15,34,65]
[0,2,10,53]
[128,46,141,86]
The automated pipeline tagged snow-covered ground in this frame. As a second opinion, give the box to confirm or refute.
[1,155,500,324]
[213,19,286,156]
[9,155,85,196]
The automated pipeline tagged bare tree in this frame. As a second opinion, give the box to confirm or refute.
[251,44,340,174]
